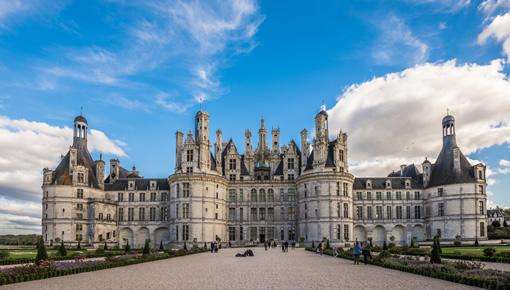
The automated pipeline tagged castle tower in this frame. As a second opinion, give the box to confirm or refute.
[215,129,223,172]
[195,111,210,171]
[73,115,88,150]
[300,129,309,170]
[313,107,329,166]
[442,113,456,148]
[271,128,280,153]
[258,117,267,152]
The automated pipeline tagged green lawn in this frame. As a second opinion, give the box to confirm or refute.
[4,249,90,260]
[442,245,510,256]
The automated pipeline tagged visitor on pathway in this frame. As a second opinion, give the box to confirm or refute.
[353,242,362,265]
[284,241,289,252]
[264,241,268,251]
[362,242,372,265]
[281,242,285,252]
[291,241,295,249]
[211,241,215,253]
[317,242,323,256]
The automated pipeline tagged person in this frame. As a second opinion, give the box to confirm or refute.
[264,241,268,251]
[362,242,372,265]
[320,241,325,256]
[353,242,362,265]
[291,241,295,249]
[284,241,289,252]
[211,241,215,253]
[281,241,285,252]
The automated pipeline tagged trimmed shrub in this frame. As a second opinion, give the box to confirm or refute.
[35,236,48,264]
[453,235,461,246]
[383,241,388,251]
[159,241,164,251]
[142,239,150,255]
[430,235,441,264]
[124,242,131,254]
[58,241,67,257]
[76,241,81,250]
[483,247,496,257]
[0,250,9,260]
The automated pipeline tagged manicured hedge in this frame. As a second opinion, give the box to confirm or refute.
[306,248,509,290]
[0,248,207,286]
[0,250,125,266]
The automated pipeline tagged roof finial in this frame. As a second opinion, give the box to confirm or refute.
[447,108,450,116]
[80,106,83,116]
[320,99,326,111]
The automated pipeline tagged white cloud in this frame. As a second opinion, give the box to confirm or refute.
[478,12,510,61]
[404,0,471,12]
[372,15,428,66]
[479,0,510,17]
[328,59,510,177]
[498,159,510,174]
[0,115,126,210]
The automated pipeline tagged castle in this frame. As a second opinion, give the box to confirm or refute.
[41,109,488,248]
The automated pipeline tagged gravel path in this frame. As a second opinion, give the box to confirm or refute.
[4,248,480,290]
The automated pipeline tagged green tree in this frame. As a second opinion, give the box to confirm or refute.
[159,240,164,251]
[483,247,496,257]
[124,241,131,254]
[142,239,150,255]
[430,235,442,264]
[58,240,67,257]
[36,236,48,264]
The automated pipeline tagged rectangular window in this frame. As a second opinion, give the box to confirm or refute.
[183,224,189,241]
[367,206,372,219]
[288,188,296,202]
[76,188,84,199]
[386,206,392,219]
[229,159,237,170]
[186,150,193,162]
[76,203,83,210]
[160,207,168,221]
[356,206,363,219]
[376,192,382,200]
[239,226,244,240]
[76,213,83,219]
[288,174,294,180]
[343,224,349,240]
[183,183,190,197]
[339,149,344,162]
[128,208,134,221]
[259,208,266,221]
[406,206,411,219]
[268,207,274,220]
[251,208,257,221]
[229,189,236,202]
[376,206,382,219]
[150,192,156,202]
[438,203,444,216]
[396,191,402,200]
[139,192,145,202]
[118,208,124,221]
[386,192,391,200]
[343,203,349,218]
[161,192,168,202]
[366,192,372,200]
[118,192,123,202]
[356,192,363,201]
[139,207,145,221]
[240,208,244,221]
[396,206,402,219]
[414,205,421,219]
[182,203,190,219]
[479,201,484,215]
[229,174,236,181]
[288,158,294,170]
[343,183,348,197]
[406,191,410,200]
[480,222,485,237]
[479,185,484,194]
[438,188,444,196]
[229,227,236,241]
[414,191,420,200]
[288,207,296,220]
[337,225,341,240]
[129,192,134,202]
[150,207,156,221]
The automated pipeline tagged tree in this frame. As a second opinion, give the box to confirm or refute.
[142,239,151,255]
[430,235,442,264]
[58,240,67,257]
[36,236,48,264]
[124,241,131,253]
[159,240,164,251]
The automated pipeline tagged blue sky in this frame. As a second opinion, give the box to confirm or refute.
[1,0,510,234]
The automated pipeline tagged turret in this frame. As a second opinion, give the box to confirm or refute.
[300,129,309,170]
[442,113,456,148]
[215,129,223,172]
[245,129,252,155]
[96,155,105,189]
[73,115,88,150]
[195,111,210,171]
[422,158,431,187]
[313,107,329,166]
[258,117,267,152]
[175,131,184,171]
[271,128,280,153]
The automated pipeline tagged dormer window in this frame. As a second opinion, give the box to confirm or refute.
[339,149,344,162]
[366,180,372,189]
[128,181,135,190]
[287,158,295,170]
[150,181,156,190]
[385,180,391,189]
[77,173,85,183]
[405,180,411,189]
[478,170,483,180]
[229,159,237,170]
[186,150,193,162]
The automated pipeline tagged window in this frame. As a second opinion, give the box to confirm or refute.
[139,207,145,221]
[251,208,257,220]
[229,174,236,181]
[396,192,402,200]
[480,222,485,237]
[478,185,484,194]
[76,213,83,219]
[160,207,168,221]
[229,189,236,202]
[150,207,156,221]
[478,170,483,179]
[139,192,145,202]
[356,192,363,201]
[259,189,266,202]
[414,205,421,219]
[366,192,371,200]
[367,206,372,219]
[288,158,295,170]
[339,149,344,162]
[77,172,84,183]
[288,174,294,180]
[386,206,392,219]
[288,207,296,220]
[259,208,266,220]
[343,203,349,218]
[186,150,193,162]
[176,203,180,219]
[229,227,236,241]
[150,192,156,202]
[438,203,444,216]
[183,183,190,197]
[76,189,84,199]
[386,192,391,200]
[414,191,420,200]
[406,191,410,200]
[337,225,341,240]
[76,224,83,231]
[229,159,237,170]
[118,192,123,202]
[240,208,244,221]
[229,208,236,220]
[215,212,218,220]
[406,206,411,219]
[176,184,180,197]
[118,208,124,221]
[268,207,274,220]
[343,183,348,197]
[98,213,103,220]
[267,189,274,202]
[239,189,244,202]
[356,206,363,219]
[128,208,134,221]
[240,226,244,240]
[186,166,193,173]
[288,188,296,202]
[396,206,402,219]
[76,203,83,210]
[343,224,349,240]
[161,192,168,202]
[479,201,484,215]
[376,192,382,200]
[182,203,190,218]
[182,224,189,241]
[129,192,134,202]
[438,188,444,196]
[251,189,257,202]
[376,206,383,219]
[106,213,111,221]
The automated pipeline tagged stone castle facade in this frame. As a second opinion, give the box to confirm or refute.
[41,109,488,248]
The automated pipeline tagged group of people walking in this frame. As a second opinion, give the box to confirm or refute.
[262,240,294,252]
[209,241,220,253]
[352,241,372,265]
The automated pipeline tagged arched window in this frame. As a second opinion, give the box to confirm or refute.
[267,189,274,202]
[259,189,266,202]
[250,189,257,202]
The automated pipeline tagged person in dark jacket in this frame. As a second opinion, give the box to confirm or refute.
[362,242,372,265]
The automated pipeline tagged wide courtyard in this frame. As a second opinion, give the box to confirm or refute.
[5,247,479,290]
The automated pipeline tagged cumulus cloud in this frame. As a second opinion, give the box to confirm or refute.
[478,13,510,61]
[0,115,126,207]
[498,159,510,174]
[479,0,510,17]
[328,59,510,177]
[371,14,428,66]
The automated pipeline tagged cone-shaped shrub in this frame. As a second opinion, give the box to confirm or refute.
[142,239,150,255]
[58,240,67,257]
[36,236,48,264]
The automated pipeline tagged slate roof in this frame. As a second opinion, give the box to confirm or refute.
[74,115,87,124]
[51,145,100,188]
[104,178,169,191]
[304,141,337,171]
[353,176,422,190]
[427,140,475,188]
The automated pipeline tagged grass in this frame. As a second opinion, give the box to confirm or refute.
[442,245,510,256]
[4,249,91,260]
